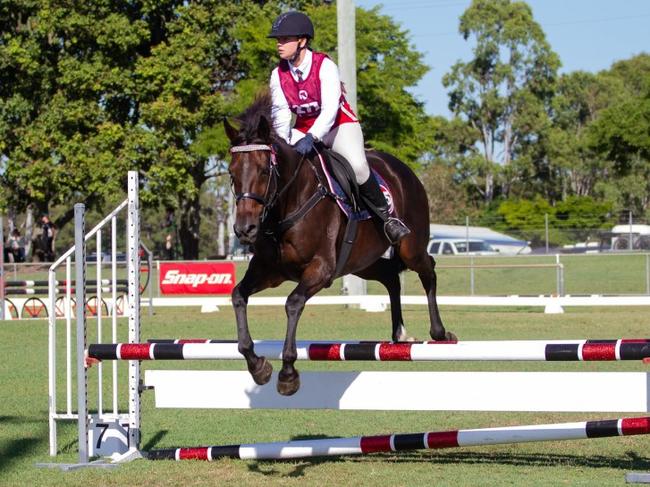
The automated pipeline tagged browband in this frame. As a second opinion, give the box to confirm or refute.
[230,144,273,153]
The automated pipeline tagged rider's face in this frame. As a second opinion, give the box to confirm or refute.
[276,36,306,60]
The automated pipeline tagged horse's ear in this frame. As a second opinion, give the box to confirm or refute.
[223,118,239,143]
[257,115,270,142]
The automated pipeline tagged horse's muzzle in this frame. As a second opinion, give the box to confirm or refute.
[234,223,258,245]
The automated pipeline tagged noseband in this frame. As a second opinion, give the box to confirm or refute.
[229,144,279,221]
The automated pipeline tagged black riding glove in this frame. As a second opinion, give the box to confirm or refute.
[293,133,315,156]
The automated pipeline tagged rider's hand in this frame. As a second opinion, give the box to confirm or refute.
[293,133,315,156]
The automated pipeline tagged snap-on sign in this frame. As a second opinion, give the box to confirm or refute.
[159,262,236,295]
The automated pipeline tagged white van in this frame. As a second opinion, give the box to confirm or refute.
[427,238,499,256]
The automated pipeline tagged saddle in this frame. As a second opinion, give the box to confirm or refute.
[319,148,364,214]
[317,146,394,221]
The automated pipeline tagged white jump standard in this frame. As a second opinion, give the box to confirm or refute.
[88,338,650,362]
[146,415,650,461]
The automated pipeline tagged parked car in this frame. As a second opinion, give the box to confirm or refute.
[427,238,499,256]
[429,224,531,255]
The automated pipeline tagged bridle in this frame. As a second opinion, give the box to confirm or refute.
[229,144,280,223]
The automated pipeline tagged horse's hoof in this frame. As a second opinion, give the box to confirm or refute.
[249,357,273,385]
[394,325,418,342]
[444,331,458,342]
[277,371,300,396]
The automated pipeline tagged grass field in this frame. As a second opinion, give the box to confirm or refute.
[1,302,649,486]
[3,252,650,299]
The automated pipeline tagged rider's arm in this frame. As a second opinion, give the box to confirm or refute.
[308,57,341,141]
[269,67,292,143]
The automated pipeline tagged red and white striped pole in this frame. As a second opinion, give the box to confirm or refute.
[88,338,650,362]
[146,416,650,461]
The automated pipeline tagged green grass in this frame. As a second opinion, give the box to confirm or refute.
[1,304,649,486]
[5,253,649,303]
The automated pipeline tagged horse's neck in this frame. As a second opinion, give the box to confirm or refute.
[274,142,320,217]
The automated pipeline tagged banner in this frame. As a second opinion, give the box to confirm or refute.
[159,262,236,295]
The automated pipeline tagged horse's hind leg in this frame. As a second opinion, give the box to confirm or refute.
[401,250,456,341]
[232,258,284,385]
[355,259,415,342]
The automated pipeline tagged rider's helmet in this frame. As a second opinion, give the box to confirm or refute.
[268,11,314,39]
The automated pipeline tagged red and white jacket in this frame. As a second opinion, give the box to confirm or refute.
[270,50,358,143]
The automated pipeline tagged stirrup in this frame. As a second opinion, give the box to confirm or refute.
[384,218,410,245]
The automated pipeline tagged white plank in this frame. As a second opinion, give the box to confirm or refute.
[144,370,650,413]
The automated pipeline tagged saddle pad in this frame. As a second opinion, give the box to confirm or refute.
[317,153,395,221]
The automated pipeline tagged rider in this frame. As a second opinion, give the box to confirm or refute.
[268,11,410,245]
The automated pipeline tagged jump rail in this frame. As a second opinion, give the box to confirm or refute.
[146,415,650,461]
[88,338,650,362]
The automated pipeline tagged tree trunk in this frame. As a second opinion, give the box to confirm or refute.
[24,206,34,260]
[178,193,201,260]
[217,220,225,257]
[484,171,494,203]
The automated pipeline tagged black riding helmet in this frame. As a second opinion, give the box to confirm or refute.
[268,11,314,39]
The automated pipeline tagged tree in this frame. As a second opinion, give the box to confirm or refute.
[0,1,261,258]
[0,0,159,227]
[587,54,650,215]
[1,1,446,259]
[489,195,613,247]
[419,163,474,224]
[442,0,560,202]
[545,71,619,201]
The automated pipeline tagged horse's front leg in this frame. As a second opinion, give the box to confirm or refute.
[277,259,332,396]
[232,257,284,385]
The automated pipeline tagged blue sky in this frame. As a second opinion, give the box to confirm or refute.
[355,0,650,116]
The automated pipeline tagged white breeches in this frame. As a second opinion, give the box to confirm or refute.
[291,122,370,183]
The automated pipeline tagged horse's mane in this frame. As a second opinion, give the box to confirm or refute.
[235,90,277,143]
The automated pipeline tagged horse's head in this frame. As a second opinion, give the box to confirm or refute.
[225,109,278,245]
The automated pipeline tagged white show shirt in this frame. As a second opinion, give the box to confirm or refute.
[269,49,343,143]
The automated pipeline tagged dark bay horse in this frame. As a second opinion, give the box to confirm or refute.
[225,93,456,396]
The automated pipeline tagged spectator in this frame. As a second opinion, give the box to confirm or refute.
[6,229,25,263]
[40,215,56,262]
[164,234,175,260]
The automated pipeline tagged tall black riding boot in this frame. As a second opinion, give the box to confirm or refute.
[359,177,410,244]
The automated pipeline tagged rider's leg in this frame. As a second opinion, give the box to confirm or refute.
[323,123,410,244]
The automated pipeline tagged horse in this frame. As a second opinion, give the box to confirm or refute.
[224,93,456,396]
